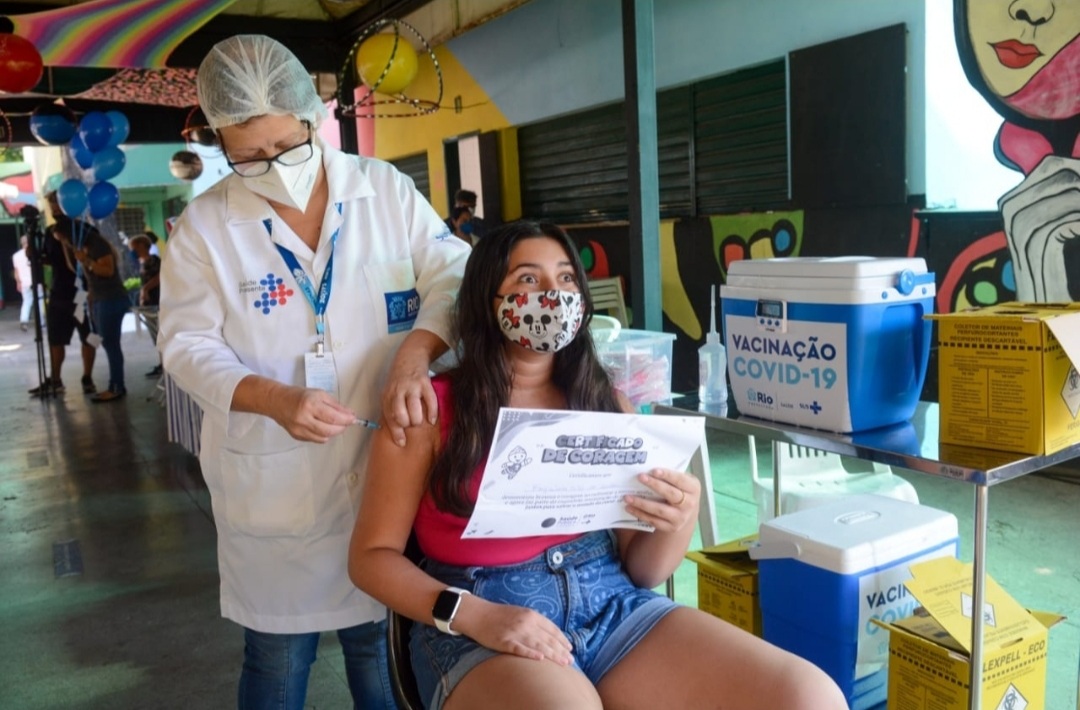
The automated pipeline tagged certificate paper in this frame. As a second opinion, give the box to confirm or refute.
[463,408,705,539]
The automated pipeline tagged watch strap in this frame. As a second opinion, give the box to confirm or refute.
[433,586,471,635]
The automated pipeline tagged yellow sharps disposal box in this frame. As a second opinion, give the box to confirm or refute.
[929,302,1080,455]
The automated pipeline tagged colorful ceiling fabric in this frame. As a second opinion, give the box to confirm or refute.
[74,68,199,107]
[1,0,238,68]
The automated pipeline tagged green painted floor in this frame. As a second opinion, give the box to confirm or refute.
[1,304,1077,709]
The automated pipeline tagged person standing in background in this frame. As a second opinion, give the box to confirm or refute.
[69,221,129,403]
[451,188,486,240]
[452,189,477,214]
[29,191,97,398]
[128,235,161,309]
[144,229,162,257]
[444,206,475,246]
[129,235,163,378]
[12,236,43,332]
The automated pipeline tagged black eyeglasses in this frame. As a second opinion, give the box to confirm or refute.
[222,122,314,177]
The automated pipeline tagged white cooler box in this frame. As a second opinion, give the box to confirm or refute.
[721,256,935,433]
[750,494,959,710]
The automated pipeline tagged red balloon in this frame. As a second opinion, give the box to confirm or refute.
[0,34,44,95]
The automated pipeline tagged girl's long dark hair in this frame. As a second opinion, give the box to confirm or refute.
[429,220,623,517]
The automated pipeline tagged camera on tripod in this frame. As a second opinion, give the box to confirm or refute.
[19,205,47,293]
[20,204,41,230]
[20,205,46,257]
[20,203,52,396]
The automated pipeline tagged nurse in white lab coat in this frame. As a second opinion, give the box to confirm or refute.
[157,35,470,710]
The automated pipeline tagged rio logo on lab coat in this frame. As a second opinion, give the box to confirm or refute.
[385,288,420,333]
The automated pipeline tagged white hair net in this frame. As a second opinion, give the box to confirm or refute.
[197,35,327,130]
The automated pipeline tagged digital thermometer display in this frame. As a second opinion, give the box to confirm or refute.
[756,300,785,319]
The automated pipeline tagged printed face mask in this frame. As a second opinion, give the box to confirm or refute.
[497,290,584,352]
[243,143,322,212]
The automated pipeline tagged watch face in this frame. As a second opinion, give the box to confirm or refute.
[432,589,461,622]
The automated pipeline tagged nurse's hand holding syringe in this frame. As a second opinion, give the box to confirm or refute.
[231,375,362,444]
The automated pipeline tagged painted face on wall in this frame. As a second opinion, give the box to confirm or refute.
[967,1,1079,98]
[967,0,1080,119]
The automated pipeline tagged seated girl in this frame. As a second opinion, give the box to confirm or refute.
[348,220,846,710]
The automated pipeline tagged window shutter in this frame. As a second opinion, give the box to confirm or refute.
[694,59,789,214]
[390,152,431,202]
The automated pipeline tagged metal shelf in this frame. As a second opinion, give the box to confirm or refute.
[654,395,1080,710]
[655,397,1080,486]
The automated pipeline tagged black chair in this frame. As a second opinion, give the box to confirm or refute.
[388,609,424,709]
[387,533,425,710]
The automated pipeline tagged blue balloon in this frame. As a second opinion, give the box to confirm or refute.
[69,133,94,170]
[57,179,88,217]
[29,105,76,146]
[92,146,126,181]
[78,111,113,153]
[105,111,130,148]
[88,181,120,219]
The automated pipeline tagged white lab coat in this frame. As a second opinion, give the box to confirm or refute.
[158,147,470,633]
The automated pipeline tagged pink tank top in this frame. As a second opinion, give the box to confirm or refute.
[413,375,580,566]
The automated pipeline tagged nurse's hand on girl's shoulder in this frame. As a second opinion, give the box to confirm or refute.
[380,329,451,446]
[381,355,438,448]
[271,385,356,444]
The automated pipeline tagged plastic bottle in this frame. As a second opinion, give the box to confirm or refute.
[698,284,727,409]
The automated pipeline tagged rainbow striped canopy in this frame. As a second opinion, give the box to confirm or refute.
[2,0,238,68]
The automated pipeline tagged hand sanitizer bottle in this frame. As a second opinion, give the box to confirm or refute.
[698,284,727,409]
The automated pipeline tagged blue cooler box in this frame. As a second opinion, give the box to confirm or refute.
[750,495,958,710]
[721,256,935,433]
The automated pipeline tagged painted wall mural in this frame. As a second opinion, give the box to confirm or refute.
[1,167,35,217]
[918,212,1017,314]
[954,0,1080,301]
[579,239,612,280]
[664,212,805,392]
[567,212,805,393]
[711,212,804,279]
[938,230,1015,312]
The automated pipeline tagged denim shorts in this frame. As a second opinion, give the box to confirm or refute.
[410,530,677,710]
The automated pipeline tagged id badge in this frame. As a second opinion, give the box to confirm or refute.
[304,350,339,395]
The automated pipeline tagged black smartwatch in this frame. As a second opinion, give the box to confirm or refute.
[432,587,471,635]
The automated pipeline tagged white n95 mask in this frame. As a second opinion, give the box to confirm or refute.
[243,143,322,212]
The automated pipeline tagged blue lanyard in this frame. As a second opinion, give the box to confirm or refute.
[264,203,342,354]
[73,220,88,282]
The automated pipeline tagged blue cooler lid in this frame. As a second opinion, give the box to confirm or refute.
[726,257,934,298]
[749,494,958,574]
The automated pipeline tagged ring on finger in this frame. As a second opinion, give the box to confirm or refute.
[675,489,685,506]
